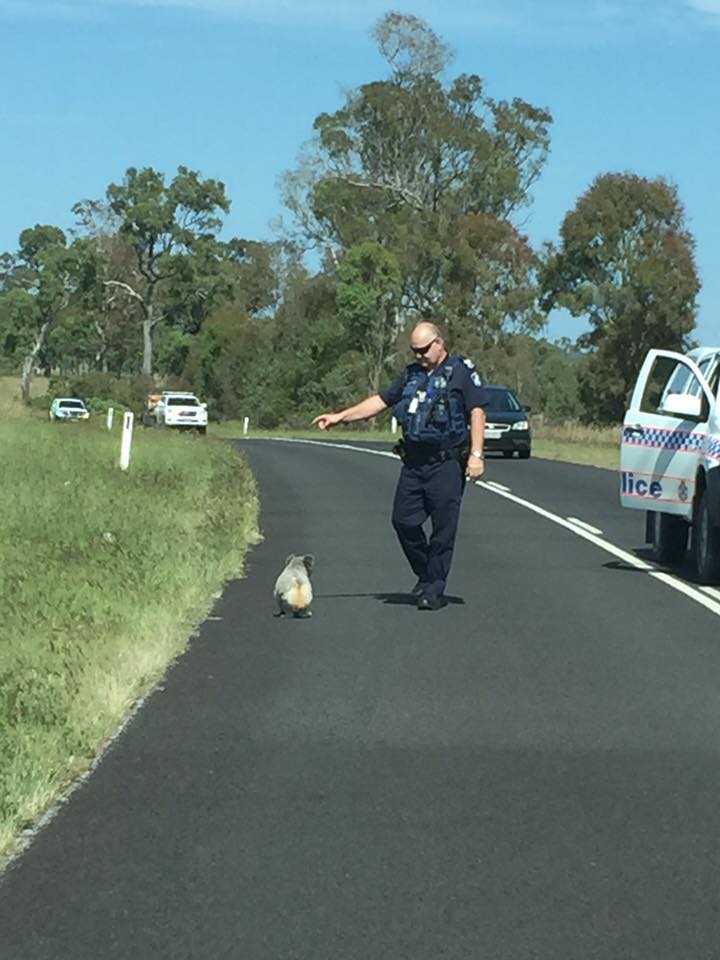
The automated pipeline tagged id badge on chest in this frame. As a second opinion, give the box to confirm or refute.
[408,390,426,415]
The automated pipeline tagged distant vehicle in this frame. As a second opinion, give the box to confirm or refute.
[49,397,90,422]
[143,391,208,434]
[620,345,720,583]
[483,385,531,459]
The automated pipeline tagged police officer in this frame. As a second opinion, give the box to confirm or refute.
[313,321,488,611]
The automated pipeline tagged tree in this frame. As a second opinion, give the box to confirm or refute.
[224,239,280,317]
[534,340,580,420]
[372,11,453,81]
[104,166,230,375]
[0,226,83,401]
[541,173,699,422]
[336,241,402,394]
[443,213,543,356]
[280,12,552,321]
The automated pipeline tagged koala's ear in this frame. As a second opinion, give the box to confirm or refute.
[285,554,295,566]
[303,554,314,574]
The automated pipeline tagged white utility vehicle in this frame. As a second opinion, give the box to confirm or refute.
[620,346,720,583]
[149,391,208,434]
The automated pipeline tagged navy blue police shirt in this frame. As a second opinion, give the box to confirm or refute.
[380,353,489,455]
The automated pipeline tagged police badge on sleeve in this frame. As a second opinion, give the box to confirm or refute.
[462,357,483,387]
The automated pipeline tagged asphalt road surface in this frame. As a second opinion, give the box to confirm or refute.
[2,439,720,959]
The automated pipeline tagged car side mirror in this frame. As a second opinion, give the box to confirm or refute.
[522,404,532,413]
[660,392,702,419]
[201,402,207,409]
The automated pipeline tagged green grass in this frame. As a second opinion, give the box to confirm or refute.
[0,375,49,421]
[212,419,621,470]
[0,418,259,859]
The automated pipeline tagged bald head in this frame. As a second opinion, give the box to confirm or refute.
[411,321,441,345]
[410,321,446,369]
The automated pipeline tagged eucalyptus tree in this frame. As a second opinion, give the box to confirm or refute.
[0,226,84,401]
[336,240,402,393]
[281,12,552,329]
[104,165,231,375]
[541,173,699,421]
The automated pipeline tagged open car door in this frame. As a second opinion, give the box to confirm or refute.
[621,349,715,518]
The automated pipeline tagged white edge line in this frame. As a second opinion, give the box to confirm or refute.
[476,481,720,619]
[700,585,720,602]
[651,573,720,617]
[566,516,604,536]
[484,480,511,493]
[241,436,399,459]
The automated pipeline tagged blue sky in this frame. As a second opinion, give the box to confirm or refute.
[1,0,719,345]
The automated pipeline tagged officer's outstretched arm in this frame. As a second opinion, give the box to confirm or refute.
[312,394,388,430]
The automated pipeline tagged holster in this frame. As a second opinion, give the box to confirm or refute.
[392,438,406,462]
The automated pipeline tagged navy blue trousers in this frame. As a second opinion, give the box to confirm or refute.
[391,458,466,597]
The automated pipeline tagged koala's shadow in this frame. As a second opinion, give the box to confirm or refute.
[317,592,465,607]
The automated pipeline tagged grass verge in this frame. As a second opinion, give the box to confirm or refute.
[0,419,259,860]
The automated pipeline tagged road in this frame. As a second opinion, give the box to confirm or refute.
[2,439,720,959]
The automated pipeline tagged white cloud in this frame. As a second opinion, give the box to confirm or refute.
[685,0,720,22]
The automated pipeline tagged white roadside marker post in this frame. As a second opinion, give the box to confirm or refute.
[107,407,114,431]
[119,411,134,471]
[243,416,249,436]
[391,416,398,435]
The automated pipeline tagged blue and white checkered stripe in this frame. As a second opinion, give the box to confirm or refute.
[622,426,705,453]
[707,436,720,462]
[623,425,720,462]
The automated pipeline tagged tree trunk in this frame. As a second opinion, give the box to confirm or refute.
[20,320,51,403]
[142,304,154,376]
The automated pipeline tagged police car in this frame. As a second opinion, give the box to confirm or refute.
[620,346,720,583]
[149,391,208,434]
[49,397,90,422]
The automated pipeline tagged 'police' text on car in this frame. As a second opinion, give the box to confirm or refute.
[620,346,720,583]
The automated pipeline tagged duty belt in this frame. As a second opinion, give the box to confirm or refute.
[400,443,469,466]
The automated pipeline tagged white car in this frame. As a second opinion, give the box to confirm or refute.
[49,397,90,422]
[152,392,208,434]
[620,346,720,582]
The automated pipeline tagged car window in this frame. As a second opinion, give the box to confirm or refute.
[485,389,521,413]
[59,400,86,409]
[696,356,720,398]
[640,356,708,418]
[166,396,199,406]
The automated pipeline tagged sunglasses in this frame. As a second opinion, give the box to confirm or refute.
[411,338,437,356]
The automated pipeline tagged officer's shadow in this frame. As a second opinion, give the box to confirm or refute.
[317,592,465,606]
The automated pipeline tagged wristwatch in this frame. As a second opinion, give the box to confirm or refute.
[470,450,484,460]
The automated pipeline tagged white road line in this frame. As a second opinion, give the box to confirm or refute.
[476,481,720,619]
[243,438,720,621]
[475,481,654,571]
[484,481,511,493]
[650,573,720,617]
[700,585,720,603]
[566,517,604,536]
[247,436,399,459]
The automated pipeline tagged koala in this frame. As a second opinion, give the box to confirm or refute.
[273,554,314,618]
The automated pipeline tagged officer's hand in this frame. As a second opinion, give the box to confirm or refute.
[312,412,342,430]
[465,454,485,480]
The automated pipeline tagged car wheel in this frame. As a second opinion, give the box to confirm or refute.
[502,451,514,459]
[650,510,688,565]
[519,449,531,460]
[693,490,720,584]
[198,426,207,436]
